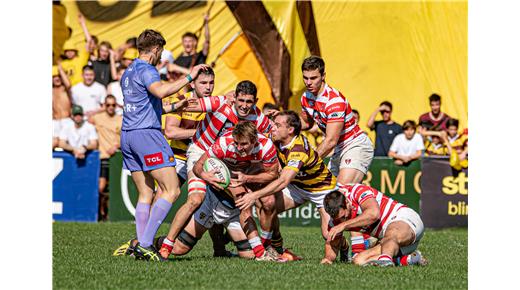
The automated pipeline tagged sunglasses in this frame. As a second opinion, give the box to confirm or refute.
[381,110,391,113]
[106,104,116,107]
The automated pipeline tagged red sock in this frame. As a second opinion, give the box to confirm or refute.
[253,245,265,258]
[351,236,366,254]
[393,255,409,266]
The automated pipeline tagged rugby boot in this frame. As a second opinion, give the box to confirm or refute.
[134,243,167,262]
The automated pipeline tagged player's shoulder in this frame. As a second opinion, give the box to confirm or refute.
[323,83,345,100]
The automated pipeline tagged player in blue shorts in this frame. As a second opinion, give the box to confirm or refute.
[118,29,208,261]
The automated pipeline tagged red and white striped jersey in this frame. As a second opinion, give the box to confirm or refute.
[206,131,278,173]
[341,184,406,239]
[193,96,272,150]
[301,83,361,149]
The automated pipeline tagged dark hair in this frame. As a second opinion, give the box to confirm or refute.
[137,30,166,53]
[324,191,347,219]
[352,109,359,116]
[380,101,393,111]
[196,66,215,79]
[429,93,441,103]
[126,37,137,48]
[98,41,112,50]
[302,55,325,75]
[105,95,116,102]
[447,118,459,129]
[91,35,99,45]
[277,110,302,136]
[232,121,258,143]
[402,120,417,130]
[182,32,198,42]
[262,103,279,111]
[235,80,257,98]
[82,65,94,72]
[116,65,126,73]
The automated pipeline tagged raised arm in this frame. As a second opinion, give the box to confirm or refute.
[149,64,208,99]
[202,14,210,56]
[57,60,71,91]
[78,13,92,52]
[367,106,381,130]
[109,49,117,80]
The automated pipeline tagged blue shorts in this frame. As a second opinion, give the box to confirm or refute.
[121,128,176,172]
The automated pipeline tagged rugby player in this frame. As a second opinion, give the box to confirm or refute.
[158,81,272,258]
[168,122,279,260]
[119,29,207,261]
[161,67,231,258]
[300,55,375,256]
[235,111,348,260]
[322,184,427,267]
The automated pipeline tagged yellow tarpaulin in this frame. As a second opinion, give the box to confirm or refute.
[311,1,468,138]
[219,33,275,109]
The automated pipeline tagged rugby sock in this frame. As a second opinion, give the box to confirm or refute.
[160,237,175,254]
[377,254,393,262]
[140,198,172,248]
[135,202,150,242]
[351,236,366,255]
[394,255,409,266]
[249,236,265,258]
[271,233,284,254]
[260,230,273,247]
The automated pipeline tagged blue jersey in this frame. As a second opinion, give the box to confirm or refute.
[121,58,162,130]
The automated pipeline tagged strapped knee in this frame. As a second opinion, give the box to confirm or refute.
[177,229,200,249]
[188,178,206,195]
[234,239,252,252]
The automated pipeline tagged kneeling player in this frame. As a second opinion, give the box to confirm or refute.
[236,111,348,260]
[170,186,254,259]
[323,184,427,267]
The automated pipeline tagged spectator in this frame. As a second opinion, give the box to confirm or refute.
[173,14,210,71]
[58,105,99,160]
[424,128,448,156]
[367,101,402,157]
[158,49,174,80]
[71,65,107,119]
[106,66,125,115]
[60,13,93,86]
[121,47,138,68]
[418,93,451,132]
[352,109,360,124]
[445,118,468,170]
[91,95,123,221]
[53,61,73,149]
[89,41,117,87]
[388,120,424,165]
[115,37,136,62]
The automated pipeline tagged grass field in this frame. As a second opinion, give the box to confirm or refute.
[53,223,467,289]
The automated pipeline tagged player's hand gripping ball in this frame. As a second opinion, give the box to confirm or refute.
[203,157,231,189]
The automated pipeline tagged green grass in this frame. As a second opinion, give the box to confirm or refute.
[53,223,467,289]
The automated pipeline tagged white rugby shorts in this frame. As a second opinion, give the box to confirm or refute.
[382,207,425,256]
[329,133,374,176]
[193,187,242,231]
[282,183,337,208]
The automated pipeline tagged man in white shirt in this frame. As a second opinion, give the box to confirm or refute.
[388,120,424,165]
[71,65,107,119]
[106,66,125,115]
[58,105,99,160]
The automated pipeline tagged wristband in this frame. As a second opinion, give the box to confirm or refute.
[186,74,193,82]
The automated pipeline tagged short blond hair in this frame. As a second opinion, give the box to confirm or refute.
[232,121,258,143]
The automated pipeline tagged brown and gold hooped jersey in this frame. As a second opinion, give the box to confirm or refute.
[277,134,336,192]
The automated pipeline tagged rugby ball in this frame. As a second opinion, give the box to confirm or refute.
[203,157,231,189]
